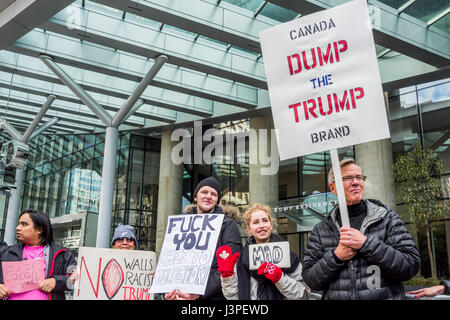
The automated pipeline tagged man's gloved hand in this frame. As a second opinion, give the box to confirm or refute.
[216,245,240,278]
[257,262,283,284]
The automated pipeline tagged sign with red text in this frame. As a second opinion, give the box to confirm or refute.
[73,247,156,300]
[2,260,45,293]
[259,0,390,160]
[150,214,225,295]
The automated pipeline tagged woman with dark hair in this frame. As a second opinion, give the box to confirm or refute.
[0,209,76,300]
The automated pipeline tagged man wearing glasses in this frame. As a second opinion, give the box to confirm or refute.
[302,158,420,299]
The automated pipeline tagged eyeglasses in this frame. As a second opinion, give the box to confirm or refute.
[342,175,367,183]
[116,238,134,243]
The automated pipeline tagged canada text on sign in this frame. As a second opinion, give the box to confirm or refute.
[259,0,390,160]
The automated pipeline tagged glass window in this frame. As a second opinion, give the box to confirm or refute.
[389,90,421,161]
[127,149,144,212]
[377,0,409,10]
[115,149,129,211]
[72,135,84,152]
[120,133,130,150]
[83,146,95,161]
[94,142,104,158]
[224,0,264,12]
[279,158,298,199]
[61,155,72,169]
[432,13,449,34]
[131,135,145,148]
[403,0,449,24]
[418,80,450,175]
[53,136,63,159]
[142,151,159,211]
[95,133,105,146]
[300,152,329,195]
[84,134,95,148]
[259,2,298,22]
[47,172,60,218]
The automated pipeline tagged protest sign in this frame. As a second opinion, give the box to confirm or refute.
[150,213,225,295]
[73,247,156,300]
[2,260,45,293]
[259,0,390,161]
[249,241,291,270]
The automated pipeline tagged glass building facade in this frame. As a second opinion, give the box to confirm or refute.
[16,132,161,252]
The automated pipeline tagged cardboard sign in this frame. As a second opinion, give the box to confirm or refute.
[73,247,156,300]
[150,214,225,295]
[2,260,45,293]
[249,241,291,270]
[259,0,390,160]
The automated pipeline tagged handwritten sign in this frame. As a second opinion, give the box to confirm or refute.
[249,241,291,270]
[150,214,225,295]
[73,247,156,300]
[259,0,390,160]
[2,260,45,293]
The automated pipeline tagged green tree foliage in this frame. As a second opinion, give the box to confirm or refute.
[393,142,449,278]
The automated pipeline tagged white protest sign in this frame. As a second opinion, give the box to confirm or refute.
[259,0,390,161]
[249,241,291,270]
[150,213,224,295]
[73,247,156,300]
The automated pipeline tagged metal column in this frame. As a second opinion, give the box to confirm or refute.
[1,95,56,245]
[40,54,167,248]
[3,167,24,245]
[95,126,119,248]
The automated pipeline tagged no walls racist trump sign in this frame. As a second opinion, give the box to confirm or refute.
[73,247,156,300]
[150,214,224,295]
[259,0,390,160]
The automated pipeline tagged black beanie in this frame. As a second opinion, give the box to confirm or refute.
[193,176,222,200]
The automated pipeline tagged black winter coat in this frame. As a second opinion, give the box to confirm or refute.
[302,199,420,300]
[0,242,8,256]
[0,242,77,300]
[184,205,242,300]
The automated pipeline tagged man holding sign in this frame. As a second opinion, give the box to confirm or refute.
[161,177,242,300]
[218,203,309,300]
[302,159,420,299]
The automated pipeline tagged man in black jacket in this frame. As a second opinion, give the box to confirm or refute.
[302,159,420,299]
[164,176,242,300]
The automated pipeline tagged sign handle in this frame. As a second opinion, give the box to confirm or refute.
[330,148,350,227]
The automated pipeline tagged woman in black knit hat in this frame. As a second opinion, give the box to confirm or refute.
[164,176,242,300]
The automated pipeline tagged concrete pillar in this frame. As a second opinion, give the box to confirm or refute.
[355,139,396,209]
[4,167,24,245]
[355,92,397,210]
[155,128,183,257]
[249,117,278,207]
